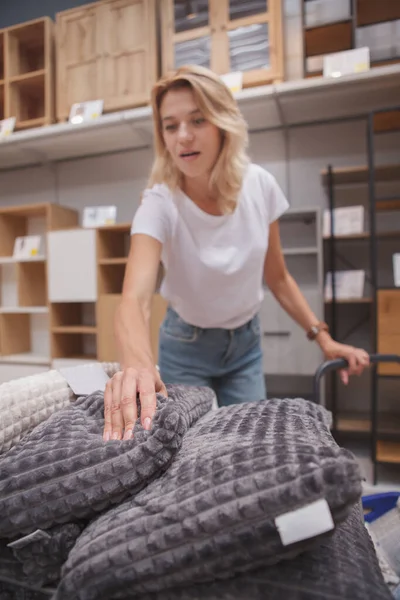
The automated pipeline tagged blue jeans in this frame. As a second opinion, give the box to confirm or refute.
[158,307,266,407]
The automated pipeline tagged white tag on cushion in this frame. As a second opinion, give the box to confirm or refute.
[275,498,334,546]
[7,529,51,550]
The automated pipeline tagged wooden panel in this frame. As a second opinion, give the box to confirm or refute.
[305,21,352,58]
[0,215,26,256]
[376,441,400,464]
[357,0,400,27]
[47,204,79,231]
[101,0,158,111]
[97,293,121,361]
[0,82,4,120]
[378,335,400,375]
[0,30,5,81]
[0,313,30,355]
[56,5,102,121]
[374,110,400,134]
[378,290,400,335]
[18,261,47,307]
[150,294,167,364]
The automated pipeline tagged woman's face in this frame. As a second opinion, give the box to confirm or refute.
[160,87,222,183]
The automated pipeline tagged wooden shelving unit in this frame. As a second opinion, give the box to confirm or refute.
[302,0,400,80]
[0,203,78,376]
[45,223,167,368]
[55,0,158,123]
[2,17,54,130]
[95,223,167,365]
[161,0,284,88]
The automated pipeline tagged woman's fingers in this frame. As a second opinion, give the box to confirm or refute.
[111,372,125,440]
[103,368,167,441]
[103,379,113,441]
[121,368,138,440]
[138,370,158,431]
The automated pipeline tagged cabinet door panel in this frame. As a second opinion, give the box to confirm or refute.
[101,0,157,111]
[47,229,97,303]
[56,6,102,121]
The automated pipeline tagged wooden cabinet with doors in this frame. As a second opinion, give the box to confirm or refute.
[161,0,284,87]
[56,0,158,122]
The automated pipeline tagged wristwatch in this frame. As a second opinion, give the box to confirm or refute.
[306,321,329,341]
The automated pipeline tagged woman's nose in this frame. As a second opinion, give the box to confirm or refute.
[177,123,193,141]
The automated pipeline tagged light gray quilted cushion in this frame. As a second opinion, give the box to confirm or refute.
[54,396,363,599]
[0,362,119,455]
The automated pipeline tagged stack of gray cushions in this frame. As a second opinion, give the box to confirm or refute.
[0,376,393,600]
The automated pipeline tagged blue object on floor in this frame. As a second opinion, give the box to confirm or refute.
[362,492,400,523]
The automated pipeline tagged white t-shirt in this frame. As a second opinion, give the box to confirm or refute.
[131,163,289,329]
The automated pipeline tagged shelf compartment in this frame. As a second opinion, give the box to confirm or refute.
[0,263,18,308]
[376,441,400,464]
[7,19,45,78]
[0,82,4,121]
[0,312,49,359]
[96,225,131,261]
[51,302,96,329]
[50,301,97,359]
[9,71,46,129]
[0,30,4,81]
[374,109,400,133]
[377,290,400,376]
[357,0,400,27]
[51,332,96,360]
[305,20,352,58]
[17,260,47,307]
[321,163,400,185]
[98,257,128,266]
[98,263,126,295]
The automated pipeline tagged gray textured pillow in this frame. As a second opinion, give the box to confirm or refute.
[0,385,214,538]
[55,397,363,599]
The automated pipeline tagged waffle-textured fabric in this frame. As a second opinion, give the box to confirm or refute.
[55,396,363,599]
[0,384,214,538]
[0,362,119,455]
[117,503,391,600]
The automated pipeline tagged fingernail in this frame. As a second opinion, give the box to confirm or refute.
[143,417,151,431]
[123,429,133,440]
[112,432,119,440]
[103,432,110,442]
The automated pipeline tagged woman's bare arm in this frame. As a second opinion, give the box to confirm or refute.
[103,234,167,442]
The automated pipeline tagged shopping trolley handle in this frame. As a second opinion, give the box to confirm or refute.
[313,353,400,404]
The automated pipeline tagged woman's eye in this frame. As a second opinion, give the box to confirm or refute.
[193,117,205,125]
[165,124,177,132]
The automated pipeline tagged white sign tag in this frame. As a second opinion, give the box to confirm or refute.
[220,71,243,94]
[59,363,110,396]
[324,47,370,78]
[13,235,42,259]
[275,498,334,546]
[83,205,117,228]
[0,117,16,140]
[69,99,104,124]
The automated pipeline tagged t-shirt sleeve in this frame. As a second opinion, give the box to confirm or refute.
[130,186,171,244]
[261,170,290,224]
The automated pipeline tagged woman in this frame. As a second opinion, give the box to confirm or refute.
[103,65,369,442]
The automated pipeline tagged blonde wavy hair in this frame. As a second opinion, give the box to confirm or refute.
[146,65,249,214]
